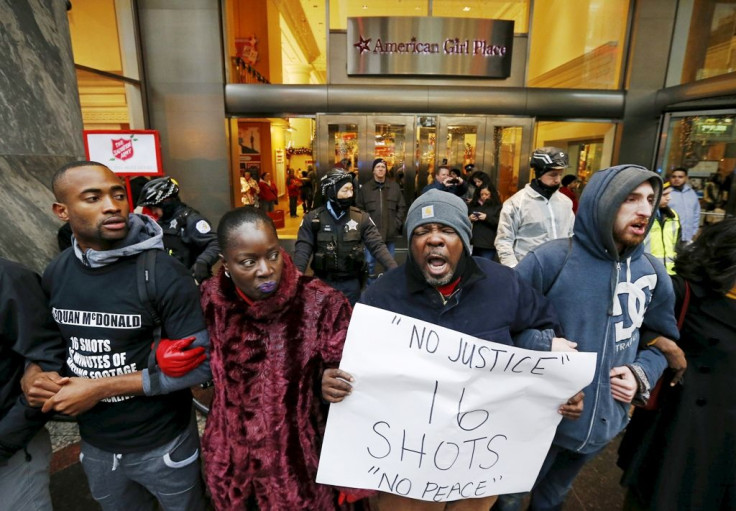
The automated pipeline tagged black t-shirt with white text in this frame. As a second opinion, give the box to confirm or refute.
[43,249,204,453]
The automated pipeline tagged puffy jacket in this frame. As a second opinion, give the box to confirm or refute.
[355,179,406,242]
[495,184,575,267]
[644,208,680,275]
[668,184,701,243]
[516,165,679,454]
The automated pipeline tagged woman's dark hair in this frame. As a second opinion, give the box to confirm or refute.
[217,206,277,252]
[561,174,578,187]
[472,182,501,207]
[674,218,736,294]
[468,170,490,188]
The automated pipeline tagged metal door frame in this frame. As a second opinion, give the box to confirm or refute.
[437,115,488,172]
[316,114,367,177]
[317,114,534,191]
[484,117,535,189]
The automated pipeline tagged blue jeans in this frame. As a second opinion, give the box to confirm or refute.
[79,413,206,511]
[365,241,395,285]
[495,444,601,511]
[0,429,52,511]
[472,246,497,261]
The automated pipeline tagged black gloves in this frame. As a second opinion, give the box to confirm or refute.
[191,261,210,283]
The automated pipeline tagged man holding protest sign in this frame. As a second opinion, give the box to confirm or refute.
[506,165,685,511]
[322,190,586,510]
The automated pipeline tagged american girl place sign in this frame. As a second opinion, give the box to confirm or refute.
[347,17,514,78]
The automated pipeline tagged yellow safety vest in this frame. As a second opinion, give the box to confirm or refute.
[645,210,680,275]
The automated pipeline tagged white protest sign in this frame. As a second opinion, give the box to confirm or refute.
[317,304,596,502]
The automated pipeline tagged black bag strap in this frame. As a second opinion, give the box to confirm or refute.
[677,280,691,331]
[136,249,162,395]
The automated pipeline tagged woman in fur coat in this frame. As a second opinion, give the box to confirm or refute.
[200,206,352,510]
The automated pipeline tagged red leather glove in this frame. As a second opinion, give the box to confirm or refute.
[337,488,375,504]
[154,337,206,377]
[338,492,362,505]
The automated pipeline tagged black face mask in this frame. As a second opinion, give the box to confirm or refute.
[530,178,560,200]
[330,197,353,212]
[158,200,181,221]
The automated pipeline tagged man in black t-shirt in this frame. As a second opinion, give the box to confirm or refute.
[23,161,211,511]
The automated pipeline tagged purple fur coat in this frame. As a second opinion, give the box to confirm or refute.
[200,251,351,510]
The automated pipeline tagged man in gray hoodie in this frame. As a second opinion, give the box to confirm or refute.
[498,165,685,511]
[23,162,211,511]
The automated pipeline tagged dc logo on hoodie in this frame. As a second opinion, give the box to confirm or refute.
[612,273,658,345]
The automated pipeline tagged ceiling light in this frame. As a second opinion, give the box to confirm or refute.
[362,4,368,9]
[463,6,471,11]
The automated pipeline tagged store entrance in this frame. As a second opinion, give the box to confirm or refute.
[315,114,535,207]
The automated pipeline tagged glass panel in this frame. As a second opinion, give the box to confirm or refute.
[433,0,528,33]
[415,116,437,194]
[681,1,736,83]
[329,123,360,171]
[67,0,144,129]
[374,122,407,183]
[535,121,616,185]
[527,0,629,89]
[445,125,478,169]
[658,112,736,221]
[575,141,604,183]
[494,127,523,201]
[659,113,736,175]
[331,0,428,30]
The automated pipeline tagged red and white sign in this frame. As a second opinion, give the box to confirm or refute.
[84,130,163,175]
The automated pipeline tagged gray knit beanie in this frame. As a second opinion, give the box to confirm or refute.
[406,189,472,254]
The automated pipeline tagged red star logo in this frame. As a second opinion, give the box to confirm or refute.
[353,35,372,54]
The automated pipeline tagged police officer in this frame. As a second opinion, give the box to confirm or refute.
[137,177,219,283]
[293,168,398,305]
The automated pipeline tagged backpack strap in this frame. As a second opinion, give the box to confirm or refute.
[136,249,163,395]
[544,237,573,294]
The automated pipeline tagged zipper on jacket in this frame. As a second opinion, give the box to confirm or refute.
[547,200,558,239]
[577,260,620,452]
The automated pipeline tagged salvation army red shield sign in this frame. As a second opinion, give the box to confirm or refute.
[111,138,134,161]
[84,130,162,175]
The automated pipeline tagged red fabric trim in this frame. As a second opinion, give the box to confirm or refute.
[234,284,255,306]
[437,277,461,297]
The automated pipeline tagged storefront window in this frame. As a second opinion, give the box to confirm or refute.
[67,0,144,130]
[329,123,360,170]
[657,112,736,202]
[534,121,616,184]
[494,126,524,201]
[330,0,528,32]
[374,123,408,178]
[416,116,437,193]
[527,0,630,89]
[433,0,528,32]
[679,0,736,83]
[445,125,478,169]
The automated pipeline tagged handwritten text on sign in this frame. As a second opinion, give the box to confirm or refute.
[317,304,596,502]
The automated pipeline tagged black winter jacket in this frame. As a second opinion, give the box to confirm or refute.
[0,258,64,463]
[355,180,407,243]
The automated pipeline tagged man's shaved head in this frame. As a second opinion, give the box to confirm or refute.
[52,160,111,202]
